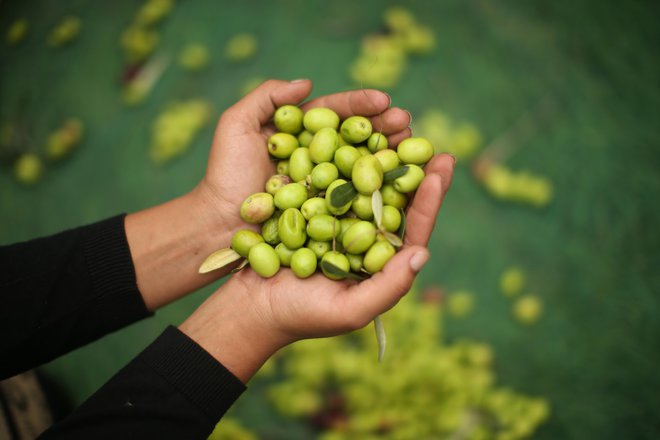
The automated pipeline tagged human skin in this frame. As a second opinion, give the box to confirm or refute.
[123,78,454,383]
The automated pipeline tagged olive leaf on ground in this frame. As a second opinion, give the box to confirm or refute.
[198,248,242,273]
[320,259,368,281]
[330,181,357,207]
[383,165,409,183]
[372,188,383,229]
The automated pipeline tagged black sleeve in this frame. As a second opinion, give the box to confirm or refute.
[38,326,246,439]
[0,215,150,380]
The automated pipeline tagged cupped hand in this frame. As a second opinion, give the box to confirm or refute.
[194,79,412,234]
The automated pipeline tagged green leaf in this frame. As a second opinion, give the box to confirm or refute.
[330,181,357,207]
[398,208,406,240]
[383,165,409,183]
[374,315,386,362]
[320,259,368,281]
[231,258,249,273]
[199,248,242,273]
[383,231,403,248]
[372,189,383,229]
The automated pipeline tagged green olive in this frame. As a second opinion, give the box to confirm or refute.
[277,208,307,249]
[337,133,352,147]
[291,247,317,278]
[352,155,384,195]
[275,243,296,267]
[309,127,339,164]
[333,145,361,178]
[393,164,425,193]
[363,241,395,273]
[346,253,364,272]
[351,193,373,220]
[321,251,350,280]
[240,192,275,224]
[340,116,372,144]
[325,179,352,215]
[267,132,299,159]
[274,183,308,210]
[342,221,377,254]
[303,107,340,133]
[231,229,264,257]
[307,239,331,259]
[397,137,434,165]
[276,160,290,176]
[266,174,292,195]
[374,149,400,172]
[381,205,402,232]
[381,184,408,209]
[289,147,314,182]
[274,105,304,134]
[261,211,282,245]
[310,162,339,190]
[338,217,360,243]
[356,146,371,156]
[306,214,340,242]
[297,130,314,147]
[300,197,329,220]
[367,132,388,153]
[248,243,280,278]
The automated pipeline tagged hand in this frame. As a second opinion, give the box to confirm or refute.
[195,78,413,235]
[180,153,455,383]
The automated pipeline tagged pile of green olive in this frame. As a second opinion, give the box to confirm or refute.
[222,105,433,280]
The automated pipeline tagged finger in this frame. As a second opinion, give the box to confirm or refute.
[340,246,429,325]
[369,107,411,135]
[387,127,412,147]
[404,154,455,247]
[217,79,313,137]
[300,89,390,119]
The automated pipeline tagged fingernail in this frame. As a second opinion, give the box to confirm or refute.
[406,110,413,126]
[290,78,309,83]
[448,153,456,165]
[385,93,392,107]
[409,251,429,272]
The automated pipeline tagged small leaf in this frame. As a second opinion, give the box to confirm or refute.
[320,260,368,281]
[383,231,403,248]
[398,208,406,240]
[231,258,249,273]
[374,315,386,362]
[372,189,383,229]
[330,182,357,208]
[383,165,409,183]
[198,248,242,274]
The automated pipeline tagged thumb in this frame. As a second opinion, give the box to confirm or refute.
[344,246,430,326]
[216,79,312,137]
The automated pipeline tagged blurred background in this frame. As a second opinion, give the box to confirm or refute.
[1,0,659,438]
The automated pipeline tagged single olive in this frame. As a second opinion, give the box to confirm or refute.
[381,205,402,232]
[275,243,296,267]
[356,146,371,156]
[346,253,364,273]
[352,155,384,195]
[274,105,304,134]
[267,132,299,159]
[309,127,339,164]
[274,183,308,210]
[381,184,408,209]
[321,251,351,280]
[397,137,434,165]
[334,145,361,178]
[363,240,395,273]
[289,147,314,182]
[276,160,290,176]
[306,214,341,242]
[240,192,275,224]
[277,208,307,249]
[351,193,374,220]
[337,133,352,147]
[291,247,317,278]
[340,116,372,144]
[342,221,377,254]
[367,132,388,153]
[231,229,264,258]
[307,239,331,259]
[311,162,339,190]
[393,164,425,193]
[374,149,400,173]
[266,174,292,195]
[338,217,360,243]
[261,211,282,245]
[248,243,280,278]
[325,178,352,215]
[297,130,314,148]
[301,197,329,220]
[303,107,340,133]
